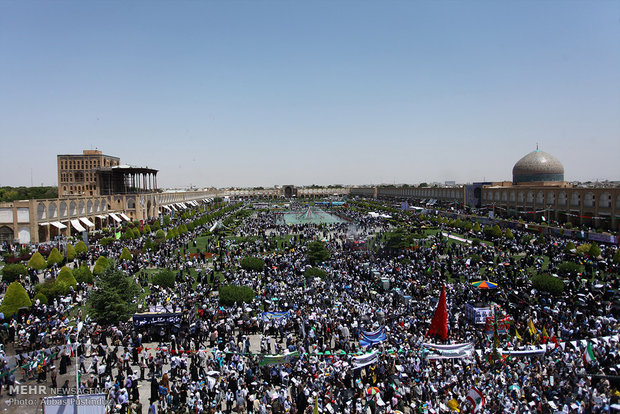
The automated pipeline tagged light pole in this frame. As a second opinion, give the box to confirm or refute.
[75,320,83,413]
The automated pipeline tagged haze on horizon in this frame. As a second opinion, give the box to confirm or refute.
[1,1,619,189]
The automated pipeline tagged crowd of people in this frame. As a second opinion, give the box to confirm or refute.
[0,199,618,413]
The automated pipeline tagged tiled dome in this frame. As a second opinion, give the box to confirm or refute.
[512,150,564,184]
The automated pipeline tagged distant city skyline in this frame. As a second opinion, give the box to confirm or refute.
[1,1,619,188]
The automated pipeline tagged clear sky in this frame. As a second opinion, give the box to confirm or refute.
[1,1,619,188]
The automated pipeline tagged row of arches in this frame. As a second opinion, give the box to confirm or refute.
[483,190,617,209]
[37,198,108,221]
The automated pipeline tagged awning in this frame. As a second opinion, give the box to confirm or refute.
[169,205,178,211]
[50,221,67,230]
[176,203,185,209]
[96,214,108,219]
[162,205,172,211]
[38,222,50,227]
[70,219,86,232]
[180,202,188,208]
[192,200,199,206]
[109,213,122,223]
[119,213,131,222]
[80,217,95,228]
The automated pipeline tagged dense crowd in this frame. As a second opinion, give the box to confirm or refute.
[0,200,618,414]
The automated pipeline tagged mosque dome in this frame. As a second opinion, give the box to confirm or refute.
[512,150,564,184]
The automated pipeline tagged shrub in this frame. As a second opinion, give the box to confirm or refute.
[2,263,28,283]
[34,292,48,305]
[558,262,582,277]
[155,229,166,240]
[483,225,502,239]
[564,241,576,254]
[35,280,67,300]
[120,247,133,261]
[469,254,482,265]
[74,264,94,284]
[472,238,482,247]
[152,270,176,288]
[56,266,77,288]
[99,237,114,246]
[589,243,601,258]
[27,252,47,271]
[143,238,154,251]
[166,228,177,240]
[305,267,327,280]
[576,243,591,256]
[74,241,88,255]
[240,257,265,272]
[219,285,254,306]
[532,274,564,295]
[93,256,110,275]
[47,247,64,267]
[66,244,76,261]
[0,282,32,316]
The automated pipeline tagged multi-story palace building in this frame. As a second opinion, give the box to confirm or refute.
[0,150,217,244]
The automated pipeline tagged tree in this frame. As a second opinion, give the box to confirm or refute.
[143,224,151,234]
[240,257,265,272]
[47,247,64,267]
[473,222,482,233]
[151,221,161,231]
[74,264,94,284]
[120,247,133,261]
[564,241,576,254]
[93,256,110,275]
[66,244,76,261]
[178,224,188,234]
[88,267,139,324]
[152,270,176,288]
[418,183,429,188]
[74,241,88,255]
[0,282,32,316]
[2,263,28,283]
[27,252,47,271]
[56,266,77,288]
[306,241,331,265]
[504,229,514,240]
[163,216,171,226]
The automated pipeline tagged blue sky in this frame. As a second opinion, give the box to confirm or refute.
[1,1,619,188]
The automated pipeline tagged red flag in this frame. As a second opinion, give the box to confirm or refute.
[427,285,448,340]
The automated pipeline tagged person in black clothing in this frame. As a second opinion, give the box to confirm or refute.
[149,377,159,404]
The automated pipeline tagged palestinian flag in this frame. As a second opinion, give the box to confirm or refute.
[466,387,485,412]
[582,343,596,365]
